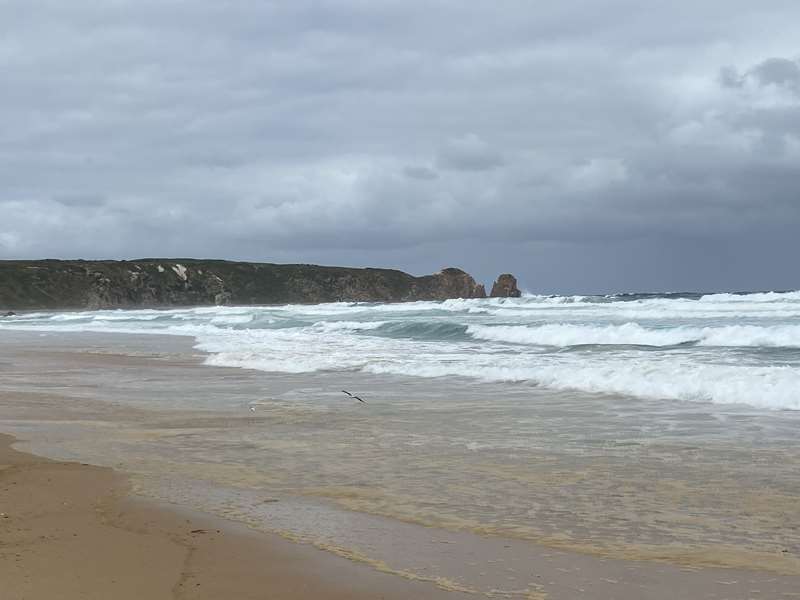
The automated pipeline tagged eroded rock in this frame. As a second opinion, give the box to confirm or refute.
[490,274,521,298]
[410,268,487,301]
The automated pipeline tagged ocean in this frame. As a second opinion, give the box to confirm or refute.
[1,291,800,592]
[4,290,800,409]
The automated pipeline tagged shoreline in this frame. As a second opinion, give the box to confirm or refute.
[0,432,473,600]
[6,432,800,600]
[3,329,800,599]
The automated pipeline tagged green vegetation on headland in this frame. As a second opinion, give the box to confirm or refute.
[0,259,520,310]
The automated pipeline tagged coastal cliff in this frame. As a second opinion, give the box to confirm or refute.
[0,259,499,310]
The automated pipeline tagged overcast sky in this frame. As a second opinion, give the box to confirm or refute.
[1,1,799,293]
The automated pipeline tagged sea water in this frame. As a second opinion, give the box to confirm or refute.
[2,291,800,590]
[4,290,800,410]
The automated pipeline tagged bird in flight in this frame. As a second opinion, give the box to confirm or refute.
[342,390,366,403]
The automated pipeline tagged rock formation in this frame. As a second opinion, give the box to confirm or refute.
[0,260,495,310]
[490,273,522,298]
[409,268,486,300]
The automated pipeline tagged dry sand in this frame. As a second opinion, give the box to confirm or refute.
[0,432,471,600]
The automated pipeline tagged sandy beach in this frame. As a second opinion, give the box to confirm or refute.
[0,431,476,600]
[2,329,800,599]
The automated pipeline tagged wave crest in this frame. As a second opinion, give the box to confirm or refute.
[467,323,800,348]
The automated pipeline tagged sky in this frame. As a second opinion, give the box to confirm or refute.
[1,1,799,294]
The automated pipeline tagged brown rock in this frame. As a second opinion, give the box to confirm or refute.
[490,274,521,298]
[410,268,487,300]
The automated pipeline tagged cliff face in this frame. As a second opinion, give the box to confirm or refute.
[490,273,522,298]
[0,259,490,310]
[410,267,487,300]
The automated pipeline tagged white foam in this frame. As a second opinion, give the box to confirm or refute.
[3,291,800,410]
[364,358,800,410]
[209,314,255,325]
[698,290,800,303]
[310,320,387,332]
[467,322,800,348]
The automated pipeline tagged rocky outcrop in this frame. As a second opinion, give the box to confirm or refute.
[490,273,522,298]
[0,260,494,310]
[408,268,486,301]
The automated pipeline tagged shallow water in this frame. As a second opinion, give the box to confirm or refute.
[2,330,800,596]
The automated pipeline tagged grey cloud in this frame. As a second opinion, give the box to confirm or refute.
[1,1,800,292]
[403,166,438,180]
[719,66,744,89]
[436,134,505,171]
[749,57,800,89]
[53,194,106,207]
[720,57,800,94]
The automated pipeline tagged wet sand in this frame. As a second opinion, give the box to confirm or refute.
[6,435,800,600]
[2,330,800,599]
[0,432,473,600]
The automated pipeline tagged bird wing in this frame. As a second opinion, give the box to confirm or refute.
[342,390,353,396]
[354,396,366,403]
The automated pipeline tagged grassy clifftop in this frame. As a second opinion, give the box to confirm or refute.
[0,259,489,310]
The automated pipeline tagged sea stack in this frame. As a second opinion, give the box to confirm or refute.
[490,273,521,298]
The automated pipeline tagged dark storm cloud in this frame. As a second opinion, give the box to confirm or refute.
[1,1,800,292]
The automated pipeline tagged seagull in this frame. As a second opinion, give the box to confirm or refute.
[249,406,256,412]
[342,390,366,403]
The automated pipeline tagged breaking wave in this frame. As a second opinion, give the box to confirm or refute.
[2,288,800,410]
[466,323,800,348]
